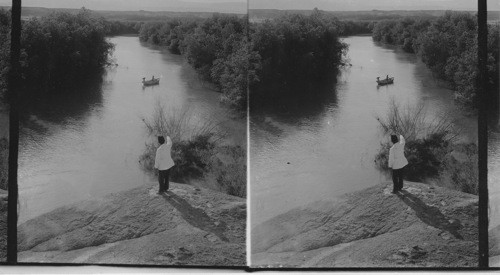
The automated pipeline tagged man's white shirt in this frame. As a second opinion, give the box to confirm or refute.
[388,135,408,170]
[154,136,175,171]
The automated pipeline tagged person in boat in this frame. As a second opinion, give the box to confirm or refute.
[386,75,389,81]
[388,134,408,194]
[154,135,175,194]
[152,75,155,81]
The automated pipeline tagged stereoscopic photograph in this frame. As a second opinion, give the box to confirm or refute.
[0,0,499,271]
[0,0,247,266]
[249,0,495,268]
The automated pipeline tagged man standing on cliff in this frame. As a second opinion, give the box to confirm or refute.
[154,135,175,194]
[388,134,408,194]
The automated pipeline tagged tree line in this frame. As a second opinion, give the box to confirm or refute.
[372,11,499,108]
[139,9,353,110]
[139,14,252,109]
[0,7,115,107]
[20,8,114,98]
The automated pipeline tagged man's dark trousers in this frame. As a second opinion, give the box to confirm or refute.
[158,169,170,192]
[392,167,404,192]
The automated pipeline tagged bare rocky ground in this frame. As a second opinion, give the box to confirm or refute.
[18,182,246,266]
[252,181,478,268]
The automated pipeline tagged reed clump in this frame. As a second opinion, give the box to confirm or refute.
[139,100,246,198]
[374,99,477,194]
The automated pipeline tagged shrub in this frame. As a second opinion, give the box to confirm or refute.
[439,143,478,195]
[374,100,477,194]
[376,99,458,143]
[142,100,224,143]
[209,145,246,198]
[375,132,449,182]
[139,100,246,197]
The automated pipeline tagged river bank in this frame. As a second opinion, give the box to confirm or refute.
[18,182,245,265]
[251,181,477,268]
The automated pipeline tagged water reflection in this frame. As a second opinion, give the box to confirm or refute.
[20,72,105,124]
[251,75,339,125]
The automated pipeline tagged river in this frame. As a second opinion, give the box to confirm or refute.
[18,35,244,223]
[250,36,477,226]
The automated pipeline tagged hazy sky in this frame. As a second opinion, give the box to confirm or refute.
[0,0,498,12]
[0,0,248,13]
[249,0,498,11]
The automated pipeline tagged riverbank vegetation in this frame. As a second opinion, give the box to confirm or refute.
[138,9,358,110]
[104,20,142,36]
[375,100,477,195]
[139,102,246,198]
[372,11,500,108]
[249,10,348,103]
[139,14,254,109]
[20,8,114,99]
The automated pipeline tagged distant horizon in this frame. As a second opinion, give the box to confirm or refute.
[2,6,499,13]
[0,0,498,13]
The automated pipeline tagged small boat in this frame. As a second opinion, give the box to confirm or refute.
[377,76,394,86]
[142,77,160,86]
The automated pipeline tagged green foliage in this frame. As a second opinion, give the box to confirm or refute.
[20,8,114,95]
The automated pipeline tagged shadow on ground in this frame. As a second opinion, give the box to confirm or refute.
[397,190,462,240]
[162,191,228,242]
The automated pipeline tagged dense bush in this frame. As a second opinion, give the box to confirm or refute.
[209,145,246,197]
[139,101,246,198]
[375,101,477,194]
[375,133,449,181]
[20,8,114,96]
[104,20,142,36]
[372,11,500,108]
[440,143,478,195]
[250,9,348,89]
[341,20,373,35]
